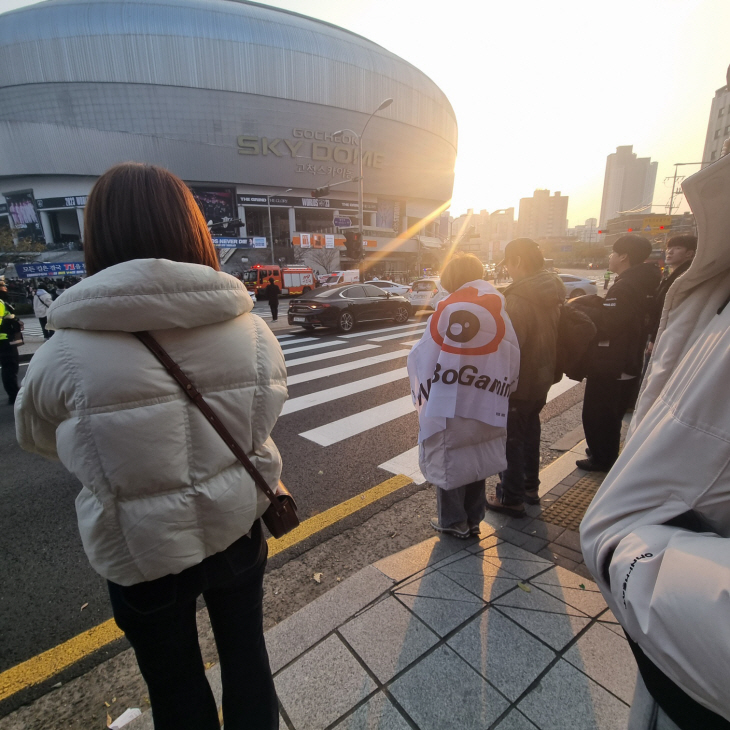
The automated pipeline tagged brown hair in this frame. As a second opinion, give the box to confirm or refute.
[503,238,545,274]
[84,163,219,276]
[440,253,484,293]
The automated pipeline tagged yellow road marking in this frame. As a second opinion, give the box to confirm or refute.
[0,473,414,702]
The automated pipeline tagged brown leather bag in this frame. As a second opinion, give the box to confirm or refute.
[133,331,299,539]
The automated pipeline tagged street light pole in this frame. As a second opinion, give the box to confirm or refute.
[334,97,393,279]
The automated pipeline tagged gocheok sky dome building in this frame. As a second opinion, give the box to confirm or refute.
[0,0,457,277]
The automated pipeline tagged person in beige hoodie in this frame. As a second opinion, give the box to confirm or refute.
[16,163,287,730]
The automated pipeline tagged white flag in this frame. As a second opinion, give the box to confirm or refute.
[407,280,520,442]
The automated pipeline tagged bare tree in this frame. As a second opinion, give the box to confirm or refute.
[294,246,340,273]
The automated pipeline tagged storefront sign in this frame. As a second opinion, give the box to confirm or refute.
[16,262,86,278]
[213,237,251,248]
[253,237,267,249]
[325,234,335,249]
[300,233,311,248]
[236,194,376,212]
[36,196,87,209]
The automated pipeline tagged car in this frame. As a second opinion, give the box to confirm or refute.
[319,270,361,287]
[287,283,412,332]
[557,274,599,299]
[407,277,449,311]
[364,279,411,296]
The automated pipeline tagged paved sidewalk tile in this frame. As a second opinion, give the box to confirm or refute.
[482,556,552,581]
[532,583,608,616]
[265,565,393,673]
[518,659,630,730]
[493,584,588,616]
[389,644,510,730]
[480,543,553,563]
[465,533,502,553]
[564,623,637,704]
[447,608,555,701]
[441,569,519,603]
[339,596,439,683]
[331,692,411,730]
[530,565,599,592]
[374,536,473,582]
[276,635,377,730]
[495,710,540,729]
[396,593,484,637]
[394,570,485,603]
[495,607,591,651]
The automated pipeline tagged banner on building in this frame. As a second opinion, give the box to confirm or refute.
[325,234,335,249]
[16,262,86,278]
[300,233,311,248]
[253,237,268,249]
[6,191,45,244]
[214,237,251,248]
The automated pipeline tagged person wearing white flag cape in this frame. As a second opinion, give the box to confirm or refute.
[407,254,520,538]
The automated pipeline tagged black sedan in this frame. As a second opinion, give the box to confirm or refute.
[288,283,412,332]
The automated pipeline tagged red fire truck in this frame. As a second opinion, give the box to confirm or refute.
[242,264,315,298]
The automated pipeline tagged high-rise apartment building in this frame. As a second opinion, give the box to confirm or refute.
[599,146,657,227]
[701,66,730,167]
[517,190,568,239]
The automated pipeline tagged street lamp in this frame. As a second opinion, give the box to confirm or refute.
[334,97,393,276]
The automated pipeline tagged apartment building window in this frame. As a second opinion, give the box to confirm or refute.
[712,151,717,160]
[725,125,730,135]
[715,129,722,139]
[720,108,725,117]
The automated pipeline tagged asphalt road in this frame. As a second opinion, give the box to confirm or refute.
[0,313,424,679]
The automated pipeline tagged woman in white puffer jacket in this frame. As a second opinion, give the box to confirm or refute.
[15,163,287,730]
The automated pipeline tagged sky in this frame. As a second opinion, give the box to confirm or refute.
[1,0,728,225]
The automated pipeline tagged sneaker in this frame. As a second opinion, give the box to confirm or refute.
[429,518,470,539]
[486,489,526,518]
[524,489,540,505]
[468,524,481,536]
[575,458,613,472]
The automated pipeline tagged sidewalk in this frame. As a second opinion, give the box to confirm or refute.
[128,446,633,730]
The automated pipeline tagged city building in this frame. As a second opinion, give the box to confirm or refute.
[701,65,730,167]
[568,218,599,243]
[602,212,696,249]
[517,190,568,239]
[598,146,657,227]
[449,208,515,262]
[0,0,457,279]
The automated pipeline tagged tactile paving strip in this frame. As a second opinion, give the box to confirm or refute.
[540,472,606,532]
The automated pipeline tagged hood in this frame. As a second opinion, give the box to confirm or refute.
[504,270,565,306]
[616,262,661,296]
[48,259,252,331]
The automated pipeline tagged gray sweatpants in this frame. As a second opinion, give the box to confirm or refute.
[436,480,487,529]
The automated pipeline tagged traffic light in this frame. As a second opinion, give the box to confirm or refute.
[343,230,362,260]
[659,225,665,230]
[311,185,330,198]
[628,228,633,232]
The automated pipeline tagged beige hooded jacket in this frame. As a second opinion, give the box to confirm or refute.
[16,258,287,586]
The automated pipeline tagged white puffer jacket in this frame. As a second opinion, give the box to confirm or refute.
[15,259,287,586]
[581,153,730,721]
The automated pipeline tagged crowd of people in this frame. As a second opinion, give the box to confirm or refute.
[1,158,727,730]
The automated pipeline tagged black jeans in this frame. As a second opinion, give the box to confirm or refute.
[39,316,53,339]
[108,521,278,730]
[269,301,278,321]
[0,344,19,403]
[500,398,546,505]
[582,376,636,467]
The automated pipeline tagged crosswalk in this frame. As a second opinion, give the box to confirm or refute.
[275,323,580,486]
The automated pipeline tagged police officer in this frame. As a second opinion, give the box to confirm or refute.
[0,280,20,404]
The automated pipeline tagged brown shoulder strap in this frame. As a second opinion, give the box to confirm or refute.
[133,331,283,515]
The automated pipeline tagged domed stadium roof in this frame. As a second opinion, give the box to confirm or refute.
[0,0,456,144]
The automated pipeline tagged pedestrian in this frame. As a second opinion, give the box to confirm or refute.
[15,163,287,730]
[581,154,730,730]
[32,284,54,339]
[645,235,696,357]
[571,235,660,472]
[603,270,611,290]
[407,253,520,538]
[0,280,21,405]
[265,276,281,321]
[486,239,565,517]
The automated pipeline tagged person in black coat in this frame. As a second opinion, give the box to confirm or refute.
[264,277,281,321]
[570,235,660,471]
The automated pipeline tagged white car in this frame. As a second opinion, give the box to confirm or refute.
[408,277,448,311]
[364,280,410,296]
[558,274,598,299]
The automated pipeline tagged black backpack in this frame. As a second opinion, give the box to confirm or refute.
[553,304,597,382]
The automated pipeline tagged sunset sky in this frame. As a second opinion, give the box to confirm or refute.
[1,0,728,226]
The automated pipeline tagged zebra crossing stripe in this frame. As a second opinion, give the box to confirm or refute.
[276,334,295,340]
[299,395,414,446]
[337,323,429,339]
[399,340,421,347]
[285,344,379,367]
[287,350,409,386]
[368,327,426,342]
[278,337,318,347]
[378,445,425,484]
[283,341,350,357]
[280,367,408,415]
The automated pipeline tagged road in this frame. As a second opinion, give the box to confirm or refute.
[0,302,579,709]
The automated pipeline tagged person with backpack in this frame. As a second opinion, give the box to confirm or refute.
[570,235,660,472]
[32,285,54,339]
[486,239,565,518]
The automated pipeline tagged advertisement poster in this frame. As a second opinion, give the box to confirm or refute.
[16,262,86,278]
[253,237,267,249]
[6,191,45,244]
[190,187,235,225]
[325,234,335,249]
[300,233,311,248]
